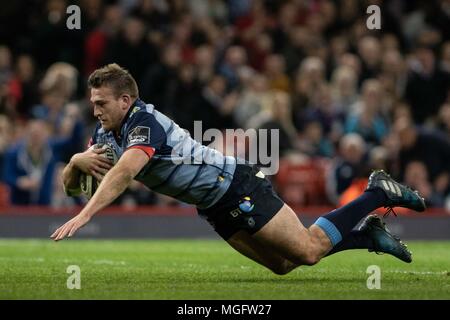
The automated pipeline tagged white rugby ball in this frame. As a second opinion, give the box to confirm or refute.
[79,143,118,199]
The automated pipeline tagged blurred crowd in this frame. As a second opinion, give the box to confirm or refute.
[0,0,449,210]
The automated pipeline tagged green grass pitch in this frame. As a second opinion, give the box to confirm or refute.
[0,239,448,299]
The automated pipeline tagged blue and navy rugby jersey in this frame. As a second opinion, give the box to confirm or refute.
[89,99,237,209]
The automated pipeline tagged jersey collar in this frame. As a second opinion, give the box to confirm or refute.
[116,98,146,141]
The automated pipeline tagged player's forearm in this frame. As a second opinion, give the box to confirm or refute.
[62,154,82,195]
[78,164,135,218]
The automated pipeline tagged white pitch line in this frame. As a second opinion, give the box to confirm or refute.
[90,259,126,266]
[0,256,45,262]
[386,270,449,276]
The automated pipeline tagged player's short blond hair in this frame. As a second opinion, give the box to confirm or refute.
[88,63,139,98]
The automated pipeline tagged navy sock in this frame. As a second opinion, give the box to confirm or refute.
[314,188,387,246]
[325,230,374,256]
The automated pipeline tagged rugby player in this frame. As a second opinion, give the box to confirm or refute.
[52,64,426,274]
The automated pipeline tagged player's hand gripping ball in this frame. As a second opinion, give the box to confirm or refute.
[79,143,118,199]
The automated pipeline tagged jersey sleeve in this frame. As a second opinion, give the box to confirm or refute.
[124,112,166,159]
[87,137,95,148]
[87,123,100,148]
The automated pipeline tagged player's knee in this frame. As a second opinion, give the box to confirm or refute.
[269,261,296,275]
[289,250,321,266]
[270,266,290,275]
[301,252,321,266]
[302,257,319,266]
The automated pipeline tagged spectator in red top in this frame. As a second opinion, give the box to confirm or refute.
[84,5,124,77]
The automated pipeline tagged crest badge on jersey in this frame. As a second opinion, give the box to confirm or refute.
[130,106,140,117]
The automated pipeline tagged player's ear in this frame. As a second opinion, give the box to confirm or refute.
[119,94,132,110]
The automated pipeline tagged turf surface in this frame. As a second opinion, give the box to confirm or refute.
[0,239,448,299]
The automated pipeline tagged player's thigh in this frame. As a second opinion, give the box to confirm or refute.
[251,204,316,264]
[227,230,297,275]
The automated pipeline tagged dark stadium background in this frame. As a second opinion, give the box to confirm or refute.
[0,0,448,239]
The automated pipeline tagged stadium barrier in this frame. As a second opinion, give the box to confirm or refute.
[0,205,448,239]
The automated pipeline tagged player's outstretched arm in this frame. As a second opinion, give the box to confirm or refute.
[52,148,149,241]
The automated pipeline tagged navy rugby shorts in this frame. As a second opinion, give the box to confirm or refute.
[197,164,284,240]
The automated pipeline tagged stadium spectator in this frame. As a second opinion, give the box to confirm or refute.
[304,83,345,140]
[0,46,19,119]
[218,45,248,90]
[0,46,13,82]
[357,36,382,83]
[195,74,238,131]
[291,56,326,131]
[405,46,450,125]
[165,63,200,134]
[326,133,367,205]
[338,53,362,80]
[29,65,85,164]
[336,144,388,208]
[368,146,390,173]
[441,41,450,73]
[252,90,298,157]
[263,54,291,92]
[104,15,157,84]
[14,55,39,119]
[0,115,12,182]
[194,45,216,85]
[379,49,408,105]
[31,62,79,133]
[233,72,269,129]
[140,43,181,116]
[283,26,310,75]
[32,0,88,71]
[235,0,273,47]
[84,4,124,76]
[3,118,82,205]
[403,161,445,208]
[345,79,389,146]
[394,117,450,201]
[330,65,358,114]
[130,0,170,31]
[297,121,334,158]
[245,32,273,72]
[437,103,450,139]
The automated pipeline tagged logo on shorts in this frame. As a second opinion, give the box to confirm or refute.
[247,217,255,228]
[255,171,265,179]
[230,196,254,218]
[239,196,254,213]
[230,208,242,218]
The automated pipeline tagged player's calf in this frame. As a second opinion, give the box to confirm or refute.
[278,233,330,267]
[291,225,332,266]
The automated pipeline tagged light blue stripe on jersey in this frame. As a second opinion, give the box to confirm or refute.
[134,105,237,209]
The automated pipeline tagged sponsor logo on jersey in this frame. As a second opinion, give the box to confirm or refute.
[127,126,150,145]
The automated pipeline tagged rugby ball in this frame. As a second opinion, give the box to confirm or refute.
[79,143,118,199]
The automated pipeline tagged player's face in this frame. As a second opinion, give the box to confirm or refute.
[90,86,129,132]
